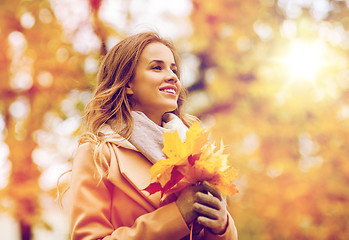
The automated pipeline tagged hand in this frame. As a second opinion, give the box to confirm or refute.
[194,181,228,235]
[175,184,201,225]
[175,181,228,235]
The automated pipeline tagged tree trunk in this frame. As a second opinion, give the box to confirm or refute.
[20,220,32,240]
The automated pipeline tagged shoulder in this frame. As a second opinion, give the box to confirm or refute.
[75,141,113,159]
[76,142,96,155]
[73,141,114,175]
[71,143,96,176]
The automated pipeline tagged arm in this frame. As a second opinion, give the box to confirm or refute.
[70,143,190,240]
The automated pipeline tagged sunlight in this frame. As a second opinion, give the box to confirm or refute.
[284,39,327,81]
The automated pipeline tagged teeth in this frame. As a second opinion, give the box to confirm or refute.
[161,89,176,94]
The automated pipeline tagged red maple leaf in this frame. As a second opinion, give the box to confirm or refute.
[143,182,162,195]
[188,153,201,166]
[161,166,184,197]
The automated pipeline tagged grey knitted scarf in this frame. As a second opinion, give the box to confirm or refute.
[101,111,188,164]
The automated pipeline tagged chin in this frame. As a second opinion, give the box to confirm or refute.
[163,105,178,114]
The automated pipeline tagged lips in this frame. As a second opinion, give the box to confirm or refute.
[159,85,177,95]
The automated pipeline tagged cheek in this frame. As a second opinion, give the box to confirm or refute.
[144,74,162,88]
[177,82,182,94]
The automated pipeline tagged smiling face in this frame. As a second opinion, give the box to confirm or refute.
[126,42,181,125]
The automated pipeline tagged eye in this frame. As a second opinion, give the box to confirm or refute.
[152,66,162,70]
[172,69,178,75]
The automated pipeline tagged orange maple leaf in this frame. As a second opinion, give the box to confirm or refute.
[144,122,239,197]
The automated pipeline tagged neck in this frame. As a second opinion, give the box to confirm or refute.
[149,115,162,126]
[133,110,163,126]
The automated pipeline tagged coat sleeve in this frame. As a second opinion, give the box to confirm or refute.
[69,143,190,240]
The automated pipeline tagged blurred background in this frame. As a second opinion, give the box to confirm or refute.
[1,0,349,239]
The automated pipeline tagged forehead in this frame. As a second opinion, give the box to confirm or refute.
[140,42,175,64]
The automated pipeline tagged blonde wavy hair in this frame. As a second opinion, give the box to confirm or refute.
[58,32,196,205]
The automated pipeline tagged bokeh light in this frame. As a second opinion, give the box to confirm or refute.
[284,39,327,81]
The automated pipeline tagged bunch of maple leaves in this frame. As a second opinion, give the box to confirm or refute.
[144,122,239,198]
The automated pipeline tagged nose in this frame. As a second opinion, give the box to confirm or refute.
[165,70,178,83]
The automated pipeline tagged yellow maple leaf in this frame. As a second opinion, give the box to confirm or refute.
[149,159,174,186]
[162,130,187,162]
[185,122,210,155]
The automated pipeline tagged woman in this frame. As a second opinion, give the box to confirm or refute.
[69,32,238,240]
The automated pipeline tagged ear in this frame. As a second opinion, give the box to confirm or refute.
[125,82,134,95]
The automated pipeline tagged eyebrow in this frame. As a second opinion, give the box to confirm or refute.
[149,60,177,68]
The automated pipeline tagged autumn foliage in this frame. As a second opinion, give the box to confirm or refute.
[1,0,349,239]
[189,0,349,239]
[144,122,239,197]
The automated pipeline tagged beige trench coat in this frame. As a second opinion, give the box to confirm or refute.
[69,142,238,240]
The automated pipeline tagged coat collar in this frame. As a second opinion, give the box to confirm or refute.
[111,145,161,208]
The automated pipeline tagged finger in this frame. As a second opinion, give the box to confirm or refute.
[197,216,221,232]
[193,182,208,194]
[197,215,228,235]
[195,192,221,210]
[201,181,223,201]
[193,202,219,219]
